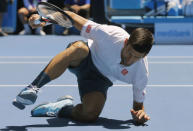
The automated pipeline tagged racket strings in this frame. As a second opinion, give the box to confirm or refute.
[53,13,71,26]
[38,5,72,27]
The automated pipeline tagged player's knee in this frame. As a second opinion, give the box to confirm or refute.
[83,111,99,122]
[72,41,89,58]
[83,107,101,122]
[64,41,89,67]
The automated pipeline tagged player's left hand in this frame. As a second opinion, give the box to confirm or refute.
[130,109,150,124]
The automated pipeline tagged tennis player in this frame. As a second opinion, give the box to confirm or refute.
[13,10,154,124]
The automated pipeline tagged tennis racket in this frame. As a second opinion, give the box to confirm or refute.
[34,2,73,28]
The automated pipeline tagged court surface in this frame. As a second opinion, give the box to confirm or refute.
[0,35,193,131]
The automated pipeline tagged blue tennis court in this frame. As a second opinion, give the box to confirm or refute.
[0,35,193,131]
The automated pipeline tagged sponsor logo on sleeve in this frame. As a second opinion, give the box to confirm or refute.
[121,69,128,75]
[86,25,92,33]
[124,38,129,46]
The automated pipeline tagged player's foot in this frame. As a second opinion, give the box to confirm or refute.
[31,95,73,117]
[12,85,39,109]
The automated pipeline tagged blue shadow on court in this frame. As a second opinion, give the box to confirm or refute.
[0,117,147,131]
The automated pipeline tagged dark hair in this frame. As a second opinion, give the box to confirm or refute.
[128,28,154,55]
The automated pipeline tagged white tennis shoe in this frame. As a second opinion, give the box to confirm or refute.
[12,85,39,110]
[31,95,73,117]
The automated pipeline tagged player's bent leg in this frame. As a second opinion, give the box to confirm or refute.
[58,91,106,123]
[57,40,111,122]
[44,41,89,80]
[73,91,106,122]
[12,41,89,109]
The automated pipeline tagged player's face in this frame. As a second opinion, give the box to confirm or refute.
[121,43,145,66]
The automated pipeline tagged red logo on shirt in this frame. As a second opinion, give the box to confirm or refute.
[142,91,146,96]
[121,69,128,75]
[124,38,129,46]
[86,25,91,33]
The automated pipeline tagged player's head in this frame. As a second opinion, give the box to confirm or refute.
[121,28,154,66]
[129,28,154,55]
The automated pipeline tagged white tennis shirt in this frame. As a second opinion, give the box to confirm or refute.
[81,20,149,103]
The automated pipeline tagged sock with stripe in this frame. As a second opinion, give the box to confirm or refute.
[31,71,51,88]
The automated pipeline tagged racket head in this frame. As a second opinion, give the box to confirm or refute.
[36,2,73,28]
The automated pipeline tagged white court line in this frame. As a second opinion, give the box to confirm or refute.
[0,56,52,59]
[1,62,193,64]
[0,84,193,87]
[149,62,193,64]
[148,56,193,58]
[0,62,48,64]
[1,56,193,59]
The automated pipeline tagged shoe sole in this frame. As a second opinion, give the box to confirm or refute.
[12,99,25,110]
[16,95,34,105]
[31,102,50,117]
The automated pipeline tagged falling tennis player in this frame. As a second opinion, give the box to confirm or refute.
[13,8,154,124]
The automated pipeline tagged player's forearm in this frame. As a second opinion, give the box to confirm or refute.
[133,101,144,111]
[64,11,88,31]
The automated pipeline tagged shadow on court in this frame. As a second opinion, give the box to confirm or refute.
[0,117,147,131]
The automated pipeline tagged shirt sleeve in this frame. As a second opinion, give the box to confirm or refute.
[81,20,108,42]
[132,76,148,103]
[132,60,149,103]
[81,20,130,47]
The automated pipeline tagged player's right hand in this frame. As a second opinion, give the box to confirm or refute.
[29,14,46,29]
[130,109,150,124]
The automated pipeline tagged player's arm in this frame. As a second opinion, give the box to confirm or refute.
[130,101,150,124]
[29,11,88,31]
[131,66,150,124]
[65,11,88,31]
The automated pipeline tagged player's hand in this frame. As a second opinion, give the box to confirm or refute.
[130,109,150,124]
[29,14,46,29]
